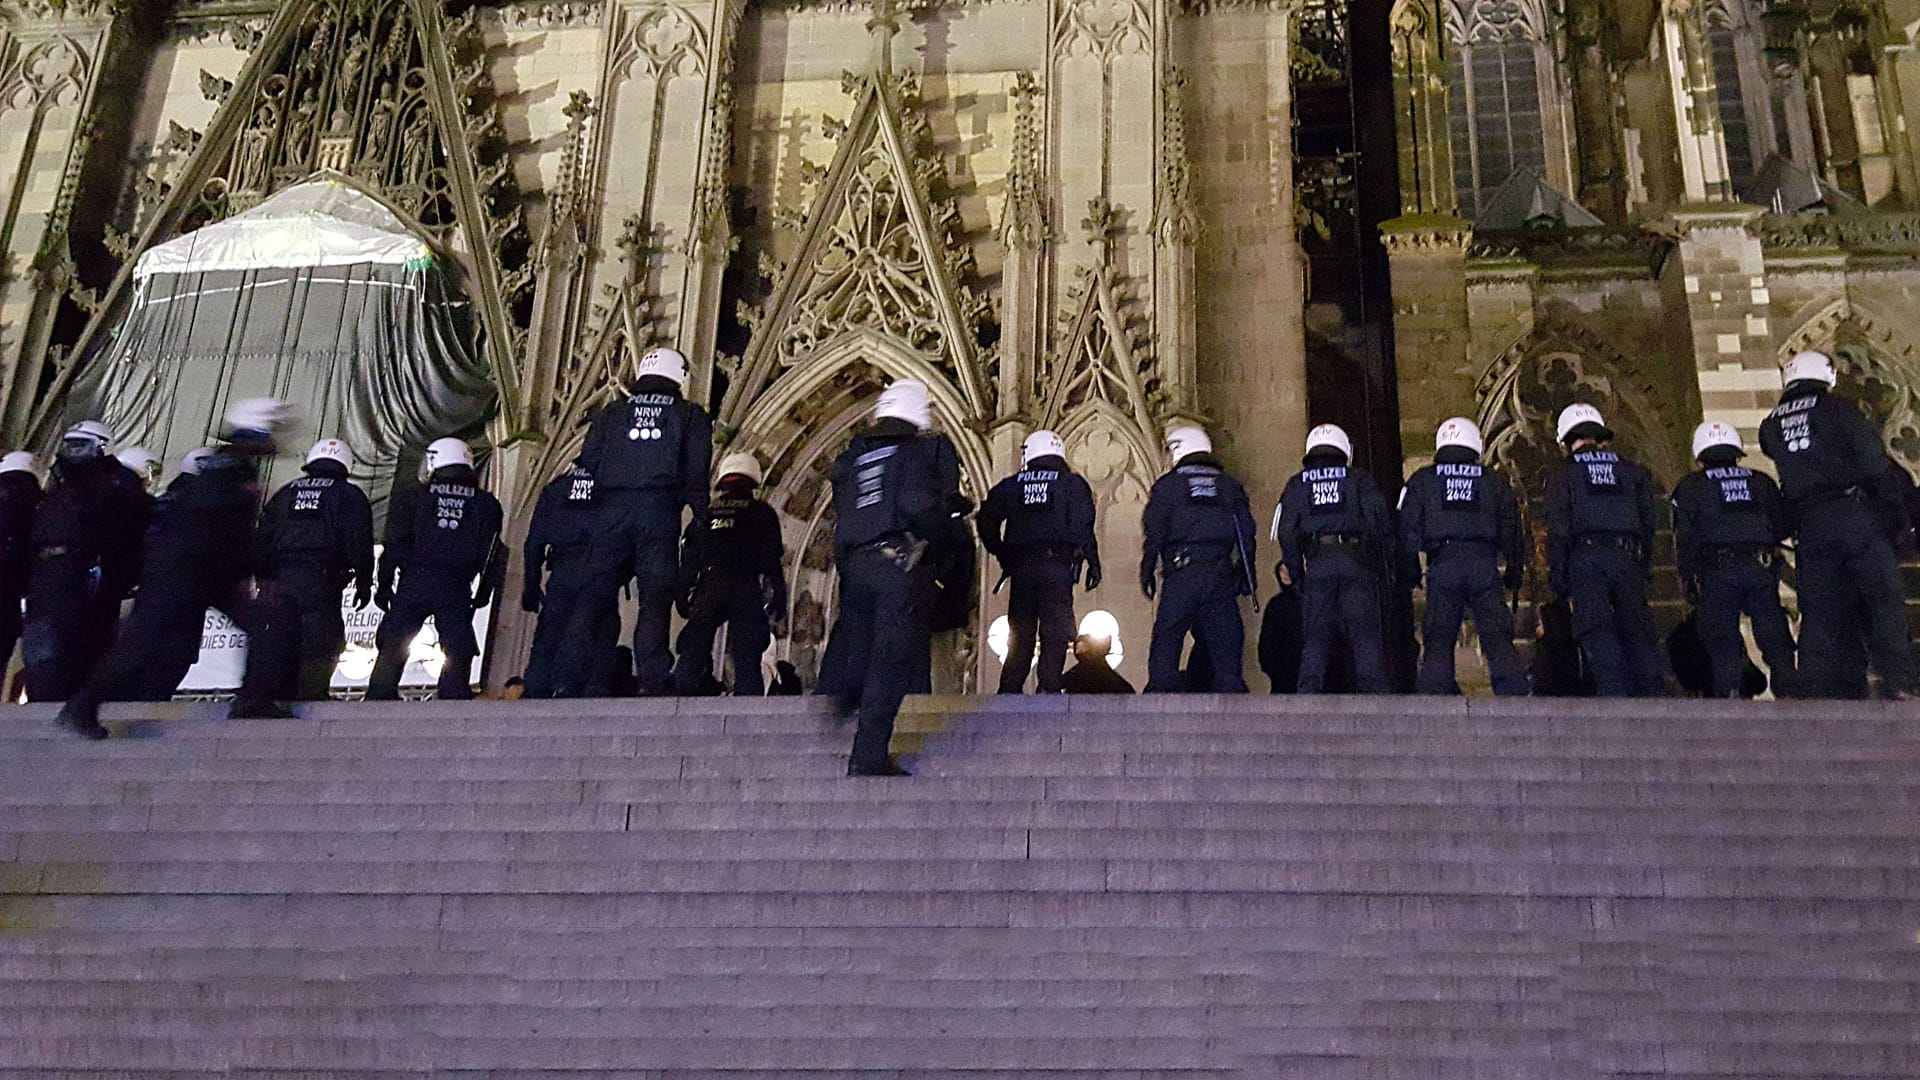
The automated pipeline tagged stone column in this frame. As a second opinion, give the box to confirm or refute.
[1662,0,1734,203]
[1669,204,1778,448]
[1380,214,1474,469]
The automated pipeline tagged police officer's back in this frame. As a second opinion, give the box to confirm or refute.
[577,346,713,694]
[1141,425,1256,693]
[979,430,1100,694]
[1544,403,1664,697]
[1760,351,1916,698]
[1274,424,1394,694]
[829,380,951,776]
[522,459,609,698]
[253,439,375,701]
[673,452,787,696]
[22,421,150,702]
[1400,417,1528,696]
[367,438,502,701]
[1,452,43,672]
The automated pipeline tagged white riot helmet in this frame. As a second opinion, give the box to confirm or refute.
[1022,429,1066,467]
[60,420,113,458]
[1691,420,1743,461]
[116,447,162,490]
[636,346,689,387]
[1164,425,1212,462]
[874,380,932,430]
[424,437,474,472]
[716,451,764,487]
[306,438,353,470]
[1555,403,1612,445]
[1783,349,1838,387]
[225,398,297,440]
[1,451,38,477]
[1305,423,1353,462]
[1434,416,1485,456]
[179,447,216,476]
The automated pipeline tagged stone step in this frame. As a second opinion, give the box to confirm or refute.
[13,826,1919,867]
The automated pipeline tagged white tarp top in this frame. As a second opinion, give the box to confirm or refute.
[133,175,432,281]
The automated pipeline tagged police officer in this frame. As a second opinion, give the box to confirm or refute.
[367,438,503,701]
[116,447,161,494]
[57,400,293,737]
[1760,351,1916,699]
[1399,417,1528,696]
[21,421,149,702]
[2,451,42,673]
[829,380,953,777]
[1544,403,1664,697]
[673,452,787,696]
[1671,420,1797,698]
[168,448,215,496]
[522,458,613,698]
[979,430,1100,694]
[578,346,713,695]
[1141,424,1255,693]
[1274,423,1395,694]
[251,438,375,702]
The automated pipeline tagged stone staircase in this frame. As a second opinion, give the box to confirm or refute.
[2,694,1918,1078]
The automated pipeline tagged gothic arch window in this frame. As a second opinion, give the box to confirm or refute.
[1701,0,1783,195]
[1444,0,1567,218]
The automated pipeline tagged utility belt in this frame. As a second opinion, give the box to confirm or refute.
[1799,484,1867,511]
[1309,533,1369,554]
[1704,544,1777,569]
[1427,538,1496,561]
[853,533,927,572]
[1167,544,1234,572]
[1007,542,1080,561]
[1576,533,1641,555]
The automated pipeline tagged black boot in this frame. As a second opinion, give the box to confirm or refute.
[229,699,296,720]
[58,701,109,741]
[847,756,912,778]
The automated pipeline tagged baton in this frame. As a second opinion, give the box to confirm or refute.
[1231,511,1262,615]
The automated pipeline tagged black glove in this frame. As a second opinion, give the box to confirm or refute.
[763,576,790,621]
[521,582,543,614]
[352,581,372,611]
[1083,559,1102,591]
[374,585,393,612]
[469,590,491,612]
[1502,566,1524,593]
[1140,570,1157,601]
[675,591,693,619]
[1272,561,1289,590]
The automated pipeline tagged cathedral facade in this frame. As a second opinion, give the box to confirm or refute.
[1,0,1917,685]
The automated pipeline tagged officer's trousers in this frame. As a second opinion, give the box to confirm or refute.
[998,560,1076,694]
[526,556,617,698]
[250,562,349,702]
[583,490,681,694]
[1418,552,1527,696]
[1146,564,1247,693]
[368,570,478,700]
[1696,557,1796,698]
[1298,553,1389,694]
[1,576,23,677]
[1796,502,1915,698]
[1566,545,1664,697]
[21,551,119,702]
[833,545,925,768]
[65,578,261,716]
[674,572,772,695]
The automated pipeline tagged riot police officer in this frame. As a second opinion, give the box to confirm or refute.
[1141,424,1255,693]
[578,346,713,695]
[1399,417,1528,696]
[1760,351,1916,699]
[252,438,375,701]
[829,380,953,776]
[1544,403,1664,697]
[116,447,162,494]
[1,451,42,673]
[22,421,149,702]
[1672,420,1796,698]
[57,400,293,737]
[1275,423,1395,694]
[979,430,1100,693]
[169,448,215,496]
[522,458,612,698]
[673,452,787,696]
[367,438,503,701]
